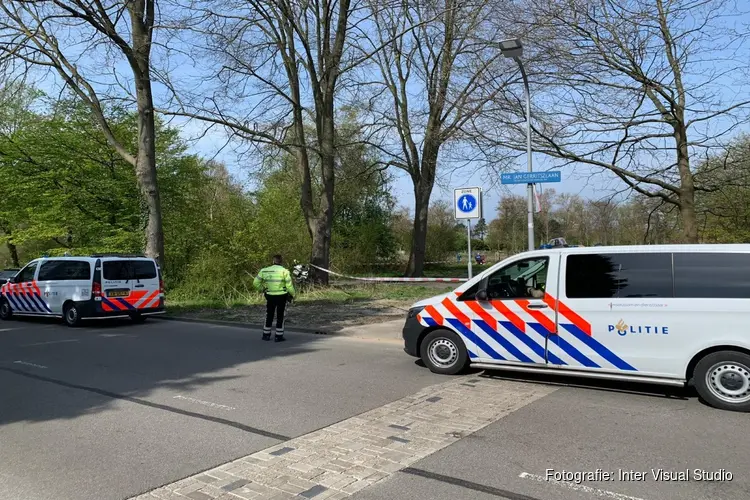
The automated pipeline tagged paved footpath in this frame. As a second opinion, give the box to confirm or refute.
[133,377,556,500]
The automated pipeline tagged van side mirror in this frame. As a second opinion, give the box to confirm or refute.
[476,289,489,301]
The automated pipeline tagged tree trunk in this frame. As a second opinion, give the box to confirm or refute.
[127,0,164,266]
[134,74,165,266]
[679,191,698,243]
[129,0,164,267]
[307,99,336,286]
[7,240,19,268]
[406,180,433,277]
[674,123,698,243]
[0,225,20,267]
[310,219,332,284]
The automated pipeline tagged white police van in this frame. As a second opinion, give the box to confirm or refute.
[0,254,165,326]
[402,245,750,412]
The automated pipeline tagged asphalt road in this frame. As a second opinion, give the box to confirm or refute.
[353,373,750,500]
[0,318,443,500]
[2,318,748,500]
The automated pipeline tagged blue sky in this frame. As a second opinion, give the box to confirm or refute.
[21,1,750,223]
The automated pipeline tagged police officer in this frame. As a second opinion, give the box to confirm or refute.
[254,254,296,342]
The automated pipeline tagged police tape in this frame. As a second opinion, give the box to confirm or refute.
[352,261,462,266]
[308,264,468,283]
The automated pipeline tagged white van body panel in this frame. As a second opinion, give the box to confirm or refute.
[409,244,750,384]
[36,258,94,315]
[1,256,163,319]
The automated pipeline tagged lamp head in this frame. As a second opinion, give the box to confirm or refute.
[499,38,523,58]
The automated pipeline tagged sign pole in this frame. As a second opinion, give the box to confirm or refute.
[521,62,535,252]
[454,187,481,279]
[467,219,473,279]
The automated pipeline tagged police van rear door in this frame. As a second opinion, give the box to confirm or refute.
[130,259,161,311]
[101,258,161,313]
[101,259,134,313]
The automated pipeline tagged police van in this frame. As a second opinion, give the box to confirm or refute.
[402,245,750,412]
[0,254,165,326]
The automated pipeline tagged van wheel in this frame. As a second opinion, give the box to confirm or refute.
[420,329,469,375]
[0,299,12,321]
[694,351,750,412]
[63,303,81,327]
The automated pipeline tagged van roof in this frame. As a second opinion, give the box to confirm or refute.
[521,243,750,257]
[35,256,155,261]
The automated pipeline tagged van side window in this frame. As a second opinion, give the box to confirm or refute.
[38,261,91,281]
[566,253,673,298]
[486,257,549,300]
[674,253,750,298]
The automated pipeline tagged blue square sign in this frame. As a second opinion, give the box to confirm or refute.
[501,171,561,184]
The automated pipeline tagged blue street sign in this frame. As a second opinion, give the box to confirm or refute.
[501,171,561,184]
[457,194,477,213]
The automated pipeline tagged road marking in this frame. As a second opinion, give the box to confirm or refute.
[13,360,47,369]
[22,339,79,347]
[519,472,648,500]
[173,394,236,411]
[0,328,15,332]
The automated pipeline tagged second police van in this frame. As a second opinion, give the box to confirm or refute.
[402,244,750,412]
[0,254,165,326]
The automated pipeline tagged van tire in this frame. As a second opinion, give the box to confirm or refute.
[0,299,12,321]
[63,303,81,327]
[420,329,469,375]
[694,351,750,412]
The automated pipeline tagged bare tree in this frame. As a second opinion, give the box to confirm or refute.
[361,0,503,276]
[161,0,370,284]
[480,0,750,243]
[0,1,166,264]
[586,199,617,245]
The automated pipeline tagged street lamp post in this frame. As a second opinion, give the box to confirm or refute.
[499,38,535,252]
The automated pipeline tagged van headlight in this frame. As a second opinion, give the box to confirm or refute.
[407,306,424,319]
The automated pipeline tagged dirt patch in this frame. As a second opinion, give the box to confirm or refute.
[172,298,413,332]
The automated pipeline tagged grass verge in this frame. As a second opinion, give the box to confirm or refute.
[167,283,455,311]
[165,283,456,331]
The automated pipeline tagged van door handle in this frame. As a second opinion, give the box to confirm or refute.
[527,304,548,309]
[135,284,145,288]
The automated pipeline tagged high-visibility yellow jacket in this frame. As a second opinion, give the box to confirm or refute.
[254,265,295,296]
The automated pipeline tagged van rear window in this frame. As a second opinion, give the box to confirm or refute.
[566,253,673,298]
[674,253,750,298]
[103,260,157,281]
[132,261,157,280]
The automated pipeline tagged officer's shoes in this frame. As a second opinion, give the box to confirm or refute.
[274,335,286,342]
[262,333,271,341]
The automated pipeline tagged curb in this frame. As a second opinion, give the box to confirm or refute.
[156,315,332,336]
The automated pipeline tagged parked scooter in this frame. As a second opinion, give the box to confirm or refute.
[292,261,311,286]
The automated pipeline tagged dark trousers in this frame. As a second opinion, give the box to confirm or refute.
[264,293,287,335]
